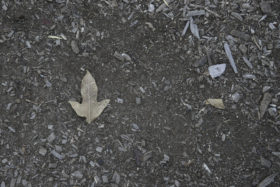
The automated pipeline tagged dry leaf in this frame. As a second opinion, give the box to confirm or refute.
[69,71,110,123]
[206,99,225,109]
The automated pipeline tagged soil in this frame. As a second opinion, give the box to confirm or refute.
[0,1,280,186]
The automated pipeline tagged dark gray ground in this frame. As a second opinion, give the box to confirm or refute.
[0,0,280,186]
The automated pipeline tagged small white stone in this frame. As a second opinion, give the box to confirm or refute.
[39,147,47,156]
[96,147,103,153]
[208,64,226,78]
[231,92,241,103]
[148,4,155,13]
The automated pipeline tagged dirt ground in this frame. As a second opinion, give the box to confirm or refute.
[0,0,280,186]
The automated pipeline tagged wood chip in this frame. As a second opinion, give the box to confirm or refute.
[224,43,238,73]
[259,93,272,119]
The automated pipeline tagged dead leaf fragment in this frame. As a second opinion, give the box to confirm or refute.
[69,71,110,123]
[206,99,225,109]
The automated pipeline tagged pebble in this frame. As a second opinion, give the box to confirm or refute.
[48,163,57,168]
[208,64,226,78]
[39,147,47,156]
[2,158,7,164]
[47,132,56,143]
[131,123,140,131]
[116,98,124,104]
[96,147,103,153]
[239,44,247,54]
[71,171,83,179]
[55,145,62,152]
[1,182,5,187]
[21,180,27,186]
[112,171,120,184]
[268,107,277,117]
[231,92,241,103]
[61,139,67,144]
[102,175,108,183]
[71,40,80,54]
[136,97,141,104]
[148,3,155,13]
[193,56,207,67]
[260,156,271,168]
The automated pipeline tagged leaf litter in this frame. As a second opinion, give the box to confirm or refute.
[206,99,225,109]
[69,71,110,123]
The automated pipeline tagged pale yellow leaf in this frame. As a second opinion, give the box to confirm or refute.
[69,70,110,123]
[206,99,225,109]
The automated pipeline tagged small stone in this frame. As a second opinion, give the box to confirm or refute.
[271,98,278,104]
[47,125,53,130]
[121,53,131,61]
[260,156,271,168]
[2,158,8,164]
[231,92,241,103]
[30,112,36,120]
[268,107,277,117]
[55,145,62,152]
[208,64,226,78]
[131,123,140,131]
[136,97,141,104]
[267,43,273,50]
[21,180,27,186]
[25,41,31,48]
[39,147,47,156]
[148,3,155,13]
[48,163,57,168]
[71,171,83,179]
[102,175,108,183]
[1,181,5,187]
[96,147,103,153]
[116,98,123,104]
[89,161,95,167]
[112,171,120,184]
[47,132,56,143]
[175,180,180,187]
[71,40,80,54]
[6,103,12,110]
[139,87,145,93]
[193,56,207,67]
[239,44,247,54]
